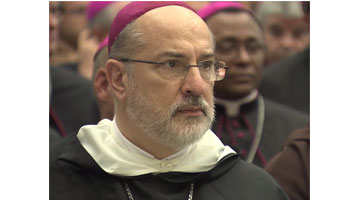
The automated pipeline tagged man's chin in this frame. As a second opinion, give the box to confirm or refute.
[170,114,210,129]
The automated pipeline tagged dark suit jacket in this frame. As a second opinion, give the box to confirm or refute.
[212,96,309,168]
[50,66,100,137]
[260,47,310,114]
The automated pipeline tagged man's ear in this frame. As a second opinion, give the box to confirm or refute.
[93,68,111,103]
[105,59,128,101]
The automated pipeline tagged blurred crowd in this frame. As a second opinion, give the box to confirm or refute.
[49,1,310,200]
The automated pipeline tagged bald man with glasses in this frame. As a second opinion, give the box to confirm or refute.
[50,2,289,200]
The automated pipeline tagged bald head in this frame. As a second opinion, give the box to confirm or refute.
[132,6,214,59]
[138,5,209,33]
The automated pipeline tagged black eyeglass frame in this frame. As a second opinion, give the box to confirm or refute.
[115,58,228,81]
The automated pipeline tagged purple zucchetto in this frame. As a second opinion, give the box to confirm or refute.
[97,36,109,53]
[197,1,246,21]
[108,1,196,53]
[197,1,262,29]
[86,1,115,21]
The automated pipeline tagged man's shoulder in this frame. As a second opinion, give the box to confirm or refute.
[214,155,279,182]
[50,66,100,135]
[50,135,77,163]
[50,135,109,199]
[263,97,309,122]
[50,66,95,104]
[263,47,310,81]
[50,66,91,90]
[261,97,309,140]
[201,156,289,199]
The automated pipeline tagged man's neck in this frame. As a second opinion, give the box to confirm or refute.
[115,113,179,160]
[215,90,258,117]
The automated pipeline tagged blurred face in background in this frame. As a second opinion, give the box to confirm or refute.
[49,1,62,56]
[264,15,309,64]
[59,1,88,49]
[207,12,265,100]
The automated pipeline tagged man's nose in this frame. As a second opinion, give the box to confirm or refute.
[181,67,209,97]
[234,46,251,66]
[281,32,296,49]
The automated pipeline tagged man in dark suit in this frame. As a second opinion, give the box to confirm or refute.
[198,2,309,168]
[50,66,100,137]
[49,1,100,140]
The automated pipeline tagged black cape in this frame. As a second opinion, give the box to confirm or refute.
[50,137,289,200]
[212,95,309,167]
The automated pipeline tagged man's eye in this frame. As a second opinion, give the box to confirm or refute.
[217,42,236,52]
[269,25,283,38]
[199,61,213,70]
[246,43,263,53]
[293,29,307,39]
[165,60,179,68]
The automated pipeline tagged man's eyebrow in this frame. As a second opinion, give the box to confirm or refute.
[200,53,215,60]
[246,37,262,43]
[154,51,215,61]
[154,51,186,59]
[218,36,238,43]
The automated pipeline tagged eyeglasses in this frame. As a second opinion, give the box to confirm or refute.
[116,58,228,81]
[216,40,264,59]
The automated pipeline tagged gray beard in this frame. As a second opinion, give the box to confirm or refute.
[125,81,215,150]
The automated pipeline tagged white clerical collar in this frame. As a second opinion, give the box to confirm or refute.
[215,89,258,117]
[77,119,236,176]
[112,116,192,160]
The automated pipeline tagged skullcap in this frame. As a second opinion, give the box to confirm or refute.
[197,1,246,21]
[108,1,196,53]
[98,36,109,52]
[198,1,262,29]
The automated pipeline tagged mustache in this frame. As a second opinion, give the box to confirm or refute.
[170,96,212,117]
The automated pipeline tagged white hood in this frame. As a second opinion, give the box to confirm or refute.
[77,119,235,176]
